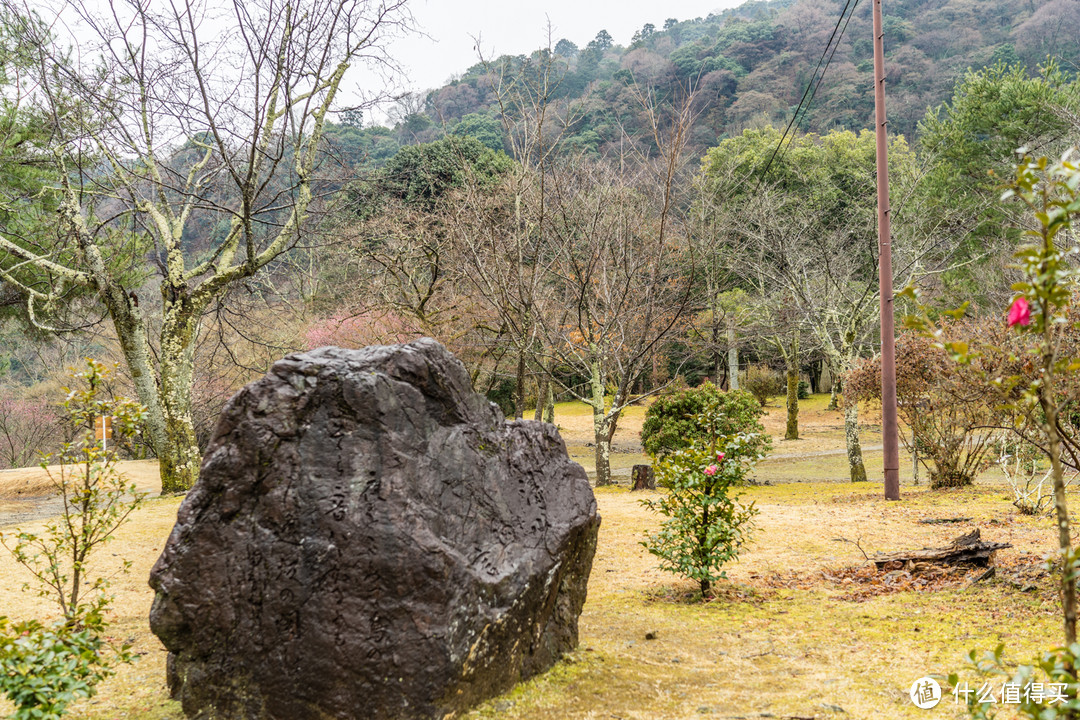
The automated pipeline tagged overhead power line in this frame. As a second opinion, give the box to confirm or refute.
[753,0,864,193]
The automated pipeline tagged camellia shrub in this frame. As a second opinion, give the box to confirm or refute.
[641,399,763,597]
[641,382,771,460]
[908,151,1080,715]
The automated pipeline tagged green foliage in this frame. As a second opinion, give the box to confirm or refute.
[357,0,1069,159]
[740,365,783,407]
[948,627,1080,718]
[322,123,401,169]
[553,39,578,59]
[641,402,762,597]
[669,44,745,79]
[914,151,1080,715]
[451,113,505,152]
[920,62,1074,187]
[0,612,126,720]
[641,382,768,459]
[703,126,914,231]
[881,15,913,42]
[348,135,513,220]
[0,360,144,717]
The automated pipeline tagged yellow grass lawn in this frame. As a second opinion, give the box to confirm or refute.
[0,395,1063,720]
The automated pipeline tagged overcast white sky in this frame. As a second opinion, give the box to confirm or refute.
[385,1,741,95]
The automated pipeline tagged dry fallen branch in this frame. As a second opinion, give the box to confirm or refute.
[871,529,1011,570]
[831,536,870,561]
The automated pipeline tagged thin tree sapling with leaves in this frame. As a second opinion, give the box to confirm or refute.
[907,150,1080,715]
[0,359,145,719]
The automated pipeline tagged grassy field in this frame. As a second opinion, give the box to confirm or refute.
[0,395,1064,720]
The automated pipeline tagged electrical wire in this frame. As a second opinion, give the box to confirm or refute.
[753,0,864,193]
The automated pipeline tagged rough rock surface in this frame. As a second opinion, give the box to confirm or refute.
[149,339,600,720]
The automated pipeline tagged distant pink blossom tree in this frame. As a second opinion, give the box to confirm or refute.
[0,390,62,469]
[303,309,423,351]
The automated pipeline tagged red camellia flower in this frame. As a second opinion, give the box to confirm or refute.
[1007,296,1031,327]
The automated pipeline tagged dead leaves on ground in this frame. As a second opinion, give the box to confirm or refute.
[746,552,1051,601]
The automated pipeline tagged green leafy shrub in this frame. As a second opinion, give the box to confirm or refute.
[740,365,782,406]
[640,382,770,459]
[641,401,762,597]
[0,613,118,720]
[0,360,145,718]
[797,380,810,399]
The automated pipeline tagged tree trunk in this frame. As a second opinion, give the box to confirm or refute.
[844,397,867,482]
[514,350,526,420]
[107,288,201,494]
[712,314,723,384]
[828,376,841,411]
[630,464,655,491]
[1039,337,1077,651]
[589,359,613,486]
[543,382,555,424]
[157,300,202,493]
[534,374,548,422]
[593,415,613,486]
[809,358,822,394]
[785,334,799,440]
[727,318,739,391]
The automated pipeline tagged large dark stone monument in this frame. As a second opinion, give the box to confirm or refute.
[149,339,600,720]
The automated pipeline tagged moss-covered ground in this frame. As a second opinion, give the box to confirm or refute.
[0,395,1064,719]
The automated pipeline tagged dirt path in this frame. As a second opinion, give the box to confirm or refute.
[0,460,164,530]
[767,443,885,461]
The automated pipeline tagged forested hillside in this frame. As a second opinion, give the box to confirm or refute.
[331,0,1080,163]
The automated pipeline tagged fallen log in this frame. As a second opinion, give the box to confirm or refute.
[871,529,1011,570]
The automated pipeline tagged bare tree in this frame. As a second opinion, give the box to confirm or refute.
[704,129,963,481]
[457,143,692,485]
[454,74,696,485]
[0,387,61,469]
[0,0,410,491]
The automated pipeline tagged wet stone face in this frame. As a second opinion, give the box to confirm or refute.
[149,339,600,720]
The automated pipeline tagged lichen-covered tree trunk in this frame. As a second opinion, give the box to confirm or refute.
[588,359,614,486]
[727,320,739,391]
[785,334,799,440]
[591,403,614,487]
[785,368,799,440]
[110,287,204,494]
[534,374,548,422]
[828,376,841,411]
[844,398,867,482]
[157,297,202,493]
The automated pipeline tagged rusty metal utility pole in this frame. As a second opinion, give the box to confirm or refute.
[873,0,901,500]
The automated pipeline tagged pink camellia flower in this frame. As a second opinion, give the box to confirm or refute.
[705,464,718,476]
[716,452,726,461]
[1007,296,1031,327]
